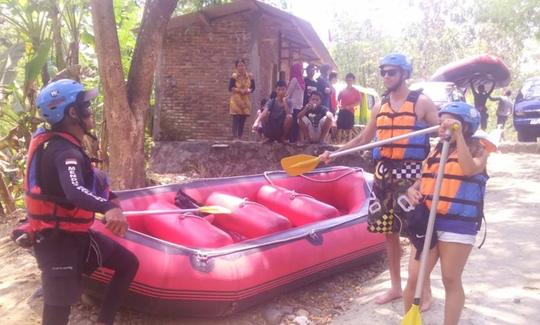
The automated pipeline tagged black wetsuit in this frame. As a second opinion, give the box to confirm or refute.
[35,135,139,325]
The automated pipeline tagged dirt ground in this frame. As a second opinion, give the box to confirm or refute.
[332,152,540,325]
[0,152,539,325]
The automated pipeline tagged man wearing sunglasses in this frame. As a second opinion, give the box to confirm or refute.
[320,53,439,310]
[24,79,139,325]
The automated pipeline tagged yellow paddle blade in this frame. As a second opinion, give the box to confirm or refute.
[281,154,321,176]
[401,304,422,325]
[198,205,232,214]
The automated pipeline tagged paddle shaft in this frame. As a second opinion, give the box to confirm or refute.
[329,125,439,159]
[412,134,451,305]
[124,208,201,216]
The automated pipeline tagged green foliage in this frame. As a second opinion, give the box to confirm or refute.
[176,0,230,15]
[329,12,395,91]
[24,39,51,90]
[330,0,539,96]
[114,0,143,77]
[0,43,24,86]
[0,0,96,212]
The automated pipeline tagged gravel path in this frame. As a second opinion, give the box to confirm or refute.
[331,153,540,325]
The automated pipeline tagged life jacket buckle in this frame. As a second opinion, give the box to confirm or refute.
[369,200,382,215]
[397,195,415,213]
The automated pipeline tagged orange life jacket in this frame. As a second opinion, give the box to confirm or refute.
[420,143,487,234]
[373,90,430,161]
[24,129,96,232]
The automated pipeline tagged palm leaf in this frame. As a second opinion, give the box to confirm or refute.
[24,39,51,90]
[0,43,25,86]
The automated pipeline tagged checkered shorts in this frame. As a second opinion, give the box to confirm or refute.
[391,161,422,180]
[367,160,423,234]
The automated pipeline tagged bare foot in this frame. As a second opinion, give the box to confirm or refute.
[421,291,432,312]
[375,289,403,304]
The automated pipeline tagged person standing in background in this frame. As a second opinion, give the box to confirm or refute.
[317,64,332,109]
[470,82,494,130]
[229,59,255,140]
[492,89,513,128]
[329,72,338,115]
[328,71,339,142]
[304,64,318,106]
[287,62,305,143]
[337,73,362,142]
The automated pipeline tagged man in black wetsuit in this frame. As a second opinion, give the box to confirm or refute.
[470,81,495,130]
[26,79,139,325]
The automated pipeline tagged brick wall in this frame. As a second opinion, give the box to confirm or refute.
[156,15,268,141]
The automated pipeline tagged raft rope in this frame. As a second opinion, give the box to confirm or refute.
[263,166,366,186]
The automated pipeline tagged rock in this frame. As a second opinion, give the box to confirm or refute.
[80,293,96,306]
[30,287,43,300]
[308,306,322,315]
[296,308,310,317]
[262,306,285,325]
[281,305,294,314]
[285,313,296,321]
[513,298,522,304]
[292,315,312,325]
[75,319,93,325]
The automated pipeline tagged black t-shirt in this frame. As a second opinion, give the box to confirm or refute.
[304,78,318,105]
[316,77,331,108]
[38,136,117,213]
[306,105,329,128]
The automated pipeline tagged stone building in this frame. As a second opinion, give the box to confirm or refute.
[154,0,336,141]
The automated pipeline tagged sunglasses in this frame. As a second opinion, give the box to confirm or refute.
[380,69,399,77]
[76,101,93,118]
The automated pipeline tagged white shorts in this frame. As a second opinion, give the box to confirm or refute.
[301,116,328,142]
[437,231,476,246]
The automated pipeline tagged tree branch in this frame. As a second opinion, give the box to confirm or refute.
[126,0,177,114]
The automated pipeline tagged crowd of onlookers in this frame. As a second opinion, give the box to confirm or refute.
[228,58,516,145]
[228,59,363,145]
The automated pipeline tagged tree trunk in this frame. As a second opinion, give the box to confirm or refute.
[50,2,66,71]
[90,0,177,190]
[0,173,16,215]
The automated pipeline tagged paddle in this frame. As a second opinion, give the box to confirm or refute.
[281,125,440,176]
[123,205,232,216]
[402,131,452,325]
[96,206,232,220]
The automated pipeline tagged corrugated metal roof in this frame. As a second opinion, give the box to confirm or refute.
[167,0,336,69]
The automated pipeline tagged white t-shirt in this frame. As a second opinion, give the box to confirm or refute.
[286,78,305,111]
[496,96,513,117]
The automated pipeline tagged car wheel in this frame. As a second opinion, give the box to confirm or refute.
[517,130,537,142]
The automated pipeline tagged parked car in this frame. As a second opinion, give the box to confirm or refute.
[514,77,540,142]
[410,81,464,109]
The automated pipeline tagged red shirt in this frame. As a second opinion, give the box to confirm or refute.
[338,87,362,112]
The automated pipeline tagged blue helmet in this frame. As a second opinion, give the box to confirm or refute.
[36,79,98,125]
[439,102,480,136]
[379,53,413,78]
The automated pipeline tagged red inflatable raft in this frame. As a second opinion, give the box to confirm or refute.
[431,54,511,89]
[24,167,385,317]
